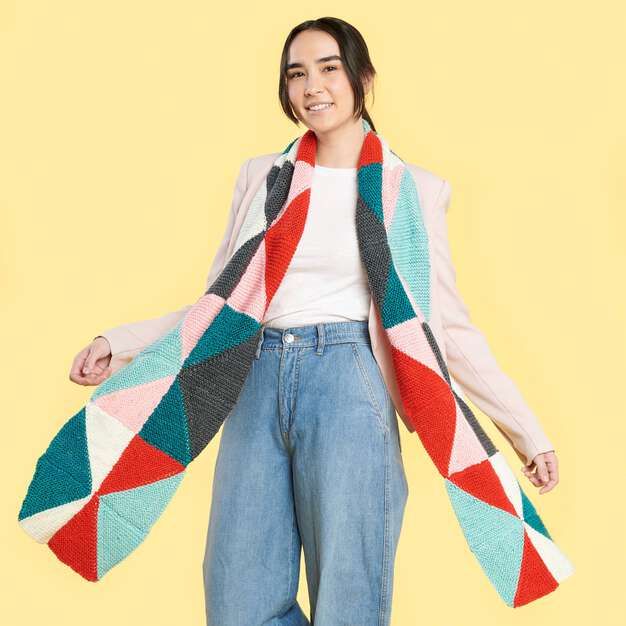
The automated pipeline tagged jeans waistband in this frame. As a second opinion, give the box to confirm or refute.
[255,320,371,357]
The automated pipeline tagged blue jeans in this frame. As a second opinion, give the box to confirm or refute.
[202,320,409,626]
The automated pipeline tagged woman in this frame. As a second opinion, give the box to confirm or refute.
[69,17,559,626]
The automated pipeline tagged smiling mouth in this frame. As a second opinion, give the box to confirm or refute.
[306,103,334,112]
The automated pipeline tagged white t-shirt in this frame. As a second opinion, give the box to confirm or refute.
[263,164,371,329]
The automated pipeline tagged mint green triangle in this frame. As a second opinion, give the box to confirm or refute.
[96,497,147,579]
[93,322,183,400]
[99,472,184,533]
[388,168,431,320]
[445,479,524,606]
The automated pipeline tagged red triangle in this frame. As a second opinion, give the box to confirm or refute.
[296,131,317,166]
[48,494,99,582]
[449,458,518,516]
[513,529,558,606]
[97,435,185,495]
[391,346,456,476]
[264,189,310,303]
[359,131,383,167]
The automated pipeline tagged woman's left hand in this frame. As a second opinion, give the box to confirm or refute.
[520,450,559,494]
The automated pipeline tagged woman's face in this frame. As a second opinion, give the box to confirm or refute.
[285,29,367,134]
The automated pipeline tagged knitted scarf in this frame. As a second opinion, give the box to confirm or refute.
[18,119,573,606]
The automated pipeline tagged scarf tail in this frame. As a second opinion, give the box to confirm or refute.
[356,129,574,606]
[16,141,308,581]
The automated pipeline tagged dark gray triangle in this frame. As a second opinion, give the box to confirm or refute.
[265,160,294,225]
[355,195,391,312]
[207,231,265,298]
[177,331,261,460]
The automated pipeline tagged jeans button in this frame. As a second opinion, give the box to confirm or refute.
[284,333,294,343]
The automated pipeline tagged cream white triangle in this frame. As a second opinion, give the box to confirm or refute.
[524,522,576,582]
[19,495,92,543]
[85,401,135,492]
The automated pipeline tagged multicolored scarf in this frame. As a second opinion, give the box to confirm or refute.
[18,119,573,606]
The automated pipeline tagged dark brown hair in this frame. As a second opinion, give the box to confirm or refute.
[278,17,377,132]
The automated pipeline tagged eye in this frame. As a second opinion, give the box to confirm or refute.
[287,65,338,80]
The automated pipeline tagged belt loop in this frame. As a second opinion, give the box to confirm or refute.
[316,323,325,355]
[255,325,265,359]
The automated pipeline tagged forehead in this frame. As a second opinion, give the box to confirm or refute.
[287,30,340,65]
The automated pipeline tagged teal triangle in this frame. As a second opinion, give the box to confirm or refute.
[18,455,92,520]
[99,472,184,534]
[445,479,525,607]
[92,322,183,401]
[380,262,417,328]
[357,162,383,221]
[520,487,551,539]
[388,168,431,320]
[96,497,147,579]
[184,305,260,368]
[138,379,191,466]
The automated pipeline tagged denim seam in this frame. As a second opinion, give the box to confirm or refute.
[289,350,303,435]
[351,343,390,435]
[285,508,296,609]
[379,430,392,625]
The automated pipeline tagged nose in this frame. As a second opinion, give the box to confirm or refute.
[305,82,323,96]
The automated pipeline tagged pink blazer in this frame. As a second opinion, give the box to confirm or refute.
[98,154,555,466]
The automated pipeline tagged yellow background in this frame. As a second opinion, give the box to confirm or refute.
[2,1,624,624]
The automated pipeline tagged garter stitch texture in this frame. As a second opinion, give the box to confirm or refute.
[18,119,573,606]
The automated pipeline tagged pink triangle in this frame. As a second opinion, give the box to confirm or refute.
[227,240,267,321]
[381,163,404,229]
[180,293,225,360]
[447,403,490,475]
[94,375,176,433]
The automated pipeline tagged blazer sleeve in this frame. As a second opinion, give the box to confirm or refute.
[96,157,250,373]
[432,179,555,466]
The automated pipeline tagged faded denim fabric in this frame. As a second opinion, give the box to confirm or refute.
[202,320,409,626]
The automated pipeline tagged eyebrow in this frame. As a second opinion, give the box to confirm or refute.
[286,55,342,70]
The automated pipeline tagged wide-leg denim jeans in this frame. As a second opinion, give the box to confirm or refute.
[202,320,409,626]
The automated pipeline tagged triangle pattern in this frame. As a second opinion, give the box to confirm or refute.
[523,522,575,583]
[48,494,99,582]
[91,329,181,401]
[96,498,147,580]
[97,435,185,495]
[381,262,416,328]
[93,375,176,433]
[183,304,259,368]
[85,401,135,492]
[99,472,184,533]
[513,529,559,606]
[18,494,92,543]
[44,407,93,492]
[445,479,524,606]
[19,454,92,521]
[521,487,551,539]
[138,379,191,466]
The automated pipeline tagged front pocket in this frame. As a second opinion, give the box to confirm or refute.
[350,343,391,435]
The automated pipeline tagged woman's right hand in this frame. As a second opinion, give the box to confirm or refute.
[69,336,113,386]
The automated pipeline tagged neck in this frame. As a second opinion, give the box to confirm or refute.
[313,117,366,168]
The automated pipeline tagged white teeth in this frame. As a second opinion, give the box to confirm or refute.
[308,103,333,111]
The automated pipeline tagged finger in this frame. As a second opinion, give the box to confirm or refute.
[83,347,98,374]
[522,467,543,487]
[534,457,550,485]
[70,349,89,378]
[539,474,558,494]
